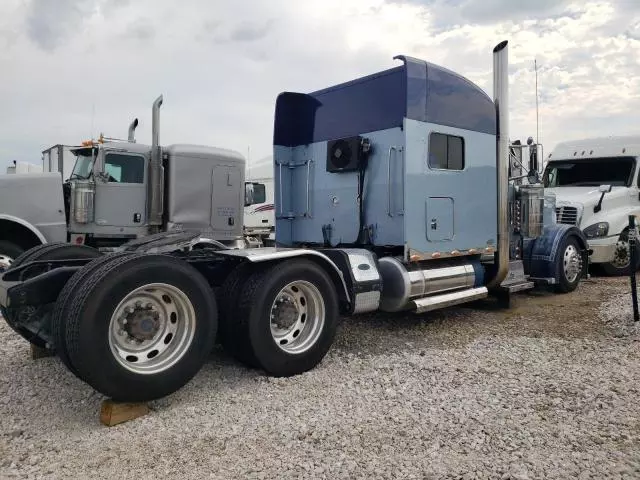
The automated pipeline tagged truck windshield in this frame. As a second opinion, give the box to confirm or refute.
[70,148,97,179]
[543,156,635,187]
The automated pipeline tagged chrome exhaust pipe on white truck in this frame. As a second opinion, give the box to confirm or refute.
[148,95,164,226]
[128,118,139,142]
[487,40,510,289]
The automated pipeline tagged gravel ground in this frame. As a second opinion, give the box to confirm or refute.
[1,276,639,479]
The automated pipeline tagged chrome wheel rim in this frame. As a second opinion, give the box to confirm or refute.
[108,283,196,375]
[563,244,582,283]
[0,254,13,272]
[612,240,631,269]
[269,280,325,354]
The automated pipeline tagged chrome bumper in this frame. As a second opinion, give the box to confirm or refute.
[587,237,617,264]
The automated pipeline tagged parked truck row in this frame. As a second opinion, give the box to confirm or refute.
[0,107,276,271]
[4,132,635,278]
[0,41,591,402]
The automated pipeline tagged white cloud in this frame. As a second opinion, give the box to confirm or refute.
[0,0,638,172]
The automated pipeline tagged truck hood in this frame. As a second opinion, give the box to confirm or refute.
[0,172,65,221]
[546,186,627,206]
[0,172,62,188]
[546,186,630,226]
[0,171,61,180]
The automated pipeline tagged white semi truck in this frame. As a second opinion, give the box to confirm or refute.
[0,41,588,403]
[544,135,640,275]
[244,156,275,245]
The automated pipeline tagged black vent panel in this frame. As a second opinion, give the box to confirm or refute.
[326,136,364,173]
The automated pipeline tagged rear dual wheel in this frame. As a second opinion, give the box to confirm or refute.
[60,253,217,402]
[220,259,339,377]
[52,252,137,375]
[57,255,337,400]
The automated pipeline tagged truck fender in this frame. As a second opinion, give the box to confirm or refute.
[215,248,351,307]
[0,214,47,244]
[523,224,588,280]
[606,213,638,239]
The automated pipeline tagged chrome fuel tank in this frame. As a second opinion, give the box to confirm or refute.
[518,184,544,238]
[71,180,95,224]
[378,257,483,312]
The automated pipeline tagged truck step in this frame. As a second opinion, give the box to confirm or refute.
[500,281,535,294]
[499,260,535,294]
[412,286,488,314]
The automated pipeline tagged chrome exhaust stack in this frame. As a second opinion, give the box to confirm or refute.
[128,118,139,142]
[487,40,510,289]
[148,95,164,226]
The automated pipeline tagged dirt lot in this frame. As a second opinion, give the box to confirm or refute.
[0,275,639,479]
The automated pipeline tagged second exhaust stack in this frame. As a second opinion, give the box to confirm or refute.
[487,40,509,289]
[148,95,164,226]
[128,118,139,142]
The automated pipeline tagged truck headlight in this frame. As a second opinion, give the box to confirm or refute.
[583,222,609,238]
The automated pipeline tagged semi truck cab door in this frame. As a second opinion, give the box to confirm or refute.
[94,152,147,227]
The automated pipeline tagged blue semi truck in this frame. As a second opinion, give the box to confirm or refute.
[0,40,588,402]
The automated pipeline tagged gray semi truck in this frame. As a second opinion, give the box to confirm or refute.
[0,97,265,271]
[0,40,588,403]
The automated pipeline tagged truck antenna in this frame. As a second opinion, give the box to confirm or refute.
[91,102,95,142]
[535,58,539,144]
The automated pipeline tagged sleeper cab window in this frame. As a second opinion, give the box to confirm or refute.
[428,132,465,171]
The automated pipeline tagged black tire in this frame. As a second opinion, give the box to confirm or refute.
[51,252,135,376]
[601,230,640,276]
[8,242,100,277]
[1,243,101,348]
[0,240,24,272]
[232,259,339,377]
[218,262,266,364]
[7,242,63,271]
[553,235,583,293]
[65,254,217,402]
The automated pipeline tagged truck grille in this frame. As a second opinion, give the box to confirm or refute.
[556,206,578,225]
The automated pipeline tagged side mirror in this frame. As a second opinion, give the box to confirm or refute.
[96,171,110,183]
[244,183,255,207]
[594,185,612,213]
[528,142,539,177]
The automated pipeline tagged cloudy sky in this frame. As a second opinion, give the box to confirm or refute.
[0,0,638,173]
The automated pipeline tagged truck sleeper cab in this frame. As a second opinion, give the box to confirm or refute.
[0,40,587,403]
